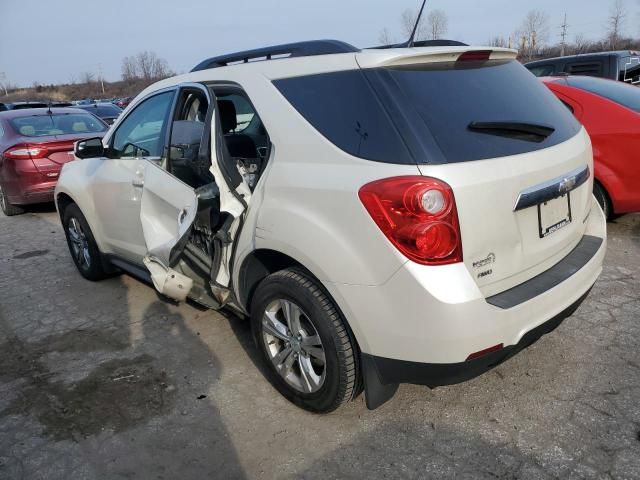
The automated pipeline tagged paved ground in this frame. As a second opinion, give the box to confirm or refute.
[0,205,639,480]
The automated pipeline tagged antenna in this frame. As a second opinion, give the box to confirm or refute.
[407,0,428,48]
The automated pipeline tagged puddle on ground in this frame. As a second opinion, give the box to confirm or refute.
[0,330,176,441]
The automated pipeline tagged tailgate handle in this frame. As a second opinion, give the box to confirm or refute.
[514,166,590,211]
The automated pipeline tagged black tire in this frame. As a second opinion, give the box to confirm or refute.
[0,184,25,216]
[251,268,358,413]
[62,203,108,281]
[593,182,612,221]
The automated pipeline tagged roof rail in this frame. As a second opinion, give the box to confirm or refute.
[373,39,469,49]
[191,39,360,72]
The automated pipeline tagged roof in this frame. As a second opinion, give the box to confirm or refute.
[0,107,89,119]
[191,40,360,72]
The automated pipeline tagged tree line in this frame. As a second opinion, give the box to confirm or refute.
[380,0,640,62]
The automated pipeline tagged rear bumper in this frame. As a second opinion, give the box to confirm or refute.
[327,200,606,366]
[363,287,590,388]
[3,158,58,205]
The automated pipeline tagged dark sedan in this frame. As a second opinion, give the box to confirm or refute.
[74,102,123,125]
[0,108,107,215]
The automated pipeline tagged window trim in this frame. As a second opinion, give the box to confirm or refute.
[107,87,176,159]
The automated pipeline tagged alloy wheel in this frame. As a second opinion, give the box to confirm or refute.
[67,217,91,270]
[261,299,326,394]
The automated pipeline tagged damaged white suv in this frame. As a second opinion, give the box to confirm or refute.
[56,40,606,412]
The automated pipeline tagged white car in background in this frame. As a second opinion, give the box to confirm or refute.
[54,40,606,412]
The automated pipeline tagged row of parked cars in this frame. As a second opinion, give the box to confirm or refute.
[0,41,636,412]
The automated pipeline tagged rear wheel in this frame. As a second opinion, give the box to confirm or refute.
[62,203,108,281]
[251,268,358,413]
[0,184,25,216]
[593,182,612,221]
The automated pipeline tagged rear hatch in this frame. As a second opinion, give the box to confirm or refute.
[357,48,592,296]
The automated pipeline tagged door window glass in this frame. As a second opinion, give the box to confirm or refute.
[168,89,210,187]
[111,91,174,158]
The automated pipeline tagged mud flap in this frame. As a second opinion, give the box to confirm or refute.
[143,256,194,302]
[361,353,399,410]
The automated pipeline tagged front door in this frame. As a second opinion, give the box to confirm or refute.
[91,90,175,262]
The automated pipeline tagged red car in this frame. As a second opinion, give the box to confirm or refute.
[0,108,107,216]
[542,76,640,219]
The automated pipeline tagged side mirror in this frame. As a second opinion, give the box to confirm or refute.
[75,137,104,159]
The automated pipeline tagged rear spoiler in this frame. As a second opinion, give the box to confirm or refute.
[356,47,519,69]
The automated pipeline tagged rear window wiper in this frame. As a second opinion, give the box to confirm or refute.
[468,121,555,143]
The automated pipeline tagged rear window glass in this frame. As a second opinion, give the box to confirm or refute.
[9,113,107,137]
[567,76,640,112]
[527,64,555,77]
[79,104,122,116]
[275,60,580,164]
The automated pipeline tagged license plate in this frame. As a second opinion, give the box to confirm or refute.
[538,194,572,238]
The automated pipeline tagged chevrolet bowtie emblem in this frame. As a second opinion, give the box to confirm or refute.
[559,176,576,195]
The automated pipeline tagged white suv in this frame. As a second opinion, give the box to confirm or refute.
[55,40,606,412]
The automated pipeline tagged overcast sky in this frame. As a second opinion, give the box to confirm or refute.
[1,0,639,87]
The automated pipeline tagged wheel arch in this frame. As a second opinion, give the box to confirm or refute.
[55,192,76,219]
[239,247,366,402]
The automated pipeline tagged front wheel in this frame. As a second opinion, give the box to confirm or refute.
[251,268,358,413]
[62,203,108,281]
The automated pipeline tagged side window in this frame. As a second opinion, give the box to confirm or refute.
[528,65,555,77]
[110,91,174,159]
[167,88,210,188]
[564,62,602,77]
[215,90,271,189]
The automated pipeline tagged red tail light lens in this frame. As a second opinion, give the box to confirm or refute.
[457,50,492,62]
[358,176,463,265]
[4,144,49,159]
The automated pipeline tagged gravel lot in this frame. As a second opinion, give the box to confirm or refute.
[0,206,639,480]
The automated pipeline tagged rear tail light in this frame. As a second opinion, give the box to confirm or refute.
[3,142,74,160]
[358,176,463,265]
[4,144,49,159]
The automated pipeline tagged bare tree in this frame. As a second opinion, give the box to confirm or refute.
[378,27,395,46]
[572,33,590,54]
[488,36,508,48]
[426,9,448,40]
[518,10,550,60]
[121,55,137,81]
[401,8,427,41]
[606,0,627,49]
[121,51,173,82]
[136,51,155,81]
[81,71,95,84]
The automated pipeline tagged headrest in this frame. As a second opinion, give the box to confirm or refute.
[19,125,35,135]
[72,122,88,132]
[218,99,237,133]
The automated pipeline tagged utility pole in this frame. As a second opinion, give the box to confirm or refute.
[98,63,105,95]
[0,72,8,96]
[560,13,569,56]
